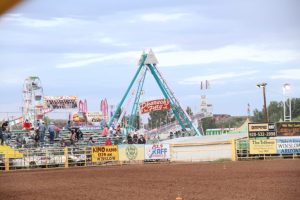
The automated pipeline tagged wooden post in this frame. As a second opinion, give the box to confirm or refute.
[64,147,68,168]
[231,139,237,161]
[5,154,9,171]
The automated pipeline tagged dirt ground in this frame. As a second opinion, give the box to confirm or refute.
[0,160,299,200]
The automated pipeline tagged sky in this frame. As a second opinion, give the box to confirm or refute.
[0,0,299,120]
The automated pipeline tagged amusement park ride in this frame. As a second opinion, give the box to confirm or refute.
[109,49,202,136]
[22,76,45,123]
[9,50,202,136]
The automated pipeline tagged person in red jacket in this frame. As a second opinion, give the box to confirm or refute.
[105,137,112,146]
[23,119,31,130]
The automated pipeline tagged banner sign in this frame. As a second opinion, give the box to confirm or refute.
[145,144,170,160]
[44,96,77,109]
[249,139,277,154]
[118,144,145,161]
[276,122,300,136]
[140,99,170,114]
[248,123,276,138]
[72,112,86,123]
[92,145,119,162]
[86,112,103,123]
[277,137,300,154]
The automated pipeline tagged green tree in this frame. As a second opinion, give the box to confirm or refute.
[186,106,193,117]
[291,98,300,118]
[252,108,264,122]
[252,98,300,122]
[200,117,216,134]
[148,109,174,129]
[268,101,283,122]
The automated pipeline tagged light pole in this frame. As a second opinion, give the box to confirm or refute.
[283,83,292,122]
[257,83,268,122]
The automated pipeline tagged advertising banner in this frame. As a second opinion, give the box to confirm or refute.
[277,137,300,154]
[144,144,170,160]
[118,144,145,161]
[92,145,119,162]
[276,122,300,136]
[72,112,86,123]
[248,123,276,138]
[140,99,170,114]
[249,139,277,154]
[44,96,77,109]
[86,112,103,123]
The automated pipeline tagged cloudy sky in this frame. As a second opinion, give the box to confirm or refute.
[0,0,299,120]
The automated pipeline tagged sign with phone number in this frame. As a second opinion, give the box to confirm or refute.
[248,131,276,137]
[248,123,276,138]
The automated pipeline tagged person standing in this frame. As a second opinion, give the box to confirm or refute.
[39,121,46,145]
[0,123,4,145]
[0,121,8,145]
[48,122,56,144]
[65,120,72,131]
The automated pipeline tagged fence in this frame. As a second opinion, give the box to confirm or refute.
[2,137,300,171]
[233,138,300,161]
[0,143,172,171]
[0,141,234,171]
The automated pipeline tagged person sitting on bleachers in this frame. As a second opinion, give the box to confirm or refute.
[88,137,95,146]
[138,135,146,144]
[105,137,112,146]
[60,138,66,147]
[127,134,133,144]
[102,125,108,137]
[70,129,76,146]
[16,134,22,148]
[133,133,138,144]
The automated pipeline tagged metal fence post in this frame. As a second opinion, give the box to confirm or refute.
[64,147,68,168]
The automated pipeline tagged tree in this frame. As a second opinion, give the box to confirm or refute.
[252,108,264,123]
[186,106,193,117]
[200,117,216,134]
[252,98,300,123]
[291,98,300,118]
[268,101,283,122]
[148,109,174,129]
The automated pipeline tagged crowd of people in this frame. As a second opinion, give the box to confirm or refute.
[3,119,150,148]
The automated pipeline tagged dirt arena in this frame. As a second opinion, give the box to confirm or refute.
[0,160,299,200]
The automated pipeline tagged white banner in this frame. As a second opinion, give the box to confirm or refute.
[144,144,170,160]
[86,112,103,123]
[277,137,300,154]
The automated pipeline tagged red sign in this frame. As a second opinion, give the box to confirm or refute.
[140,99,170,114]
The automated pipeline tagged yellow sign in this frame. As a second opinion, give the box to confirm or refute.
[118,144,145,161]
[248,123,269,132]
[249,139,277,154]
[92,145,119,162]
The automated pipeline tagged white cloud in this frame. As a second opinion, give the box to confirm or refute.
[271,69,300,80]
[157,45,300,67]
[140,13,188,22]
[179,71,258,85]
[56,51,139,68]
[95,36,128,46]
[3,14,84,28]
[56,45,300,69]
